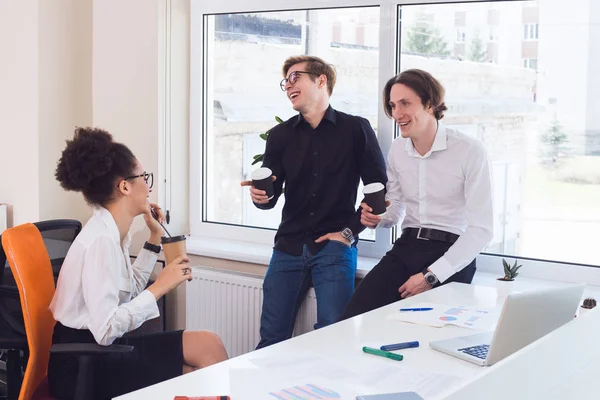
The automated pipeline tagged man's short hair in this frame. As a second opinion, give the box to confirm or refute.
[282,55,337,96]
[383,69,448,120]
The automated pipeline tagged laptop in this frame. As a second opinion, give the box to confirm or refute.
[430,285,584,366]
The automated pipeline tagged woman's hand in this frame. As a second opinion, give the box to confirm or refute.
[148,255,191,300]
[143,202,166,240]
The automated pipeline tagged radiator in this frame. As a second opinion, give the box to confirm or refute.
[186,268,317,358]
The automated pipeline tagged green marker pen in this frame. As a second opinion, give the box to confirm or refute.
[362,346,403,361]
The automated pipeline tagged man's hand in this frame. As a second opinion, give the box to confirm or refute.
[360,200,391,228]
[240,176,277,204]
[315,231,350,246]
[398,272,432,299]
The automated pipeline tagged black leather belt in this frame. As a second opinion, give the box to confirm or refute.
[401,227,459,244]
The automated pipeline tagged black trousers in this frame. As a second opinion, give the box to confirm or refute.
[339,235,476,320]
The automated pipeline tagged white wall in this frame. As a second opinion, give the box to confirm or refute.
[0,0,91,226]
[92,0,162,246]
[38,0,93,221]
[0,0,41,225]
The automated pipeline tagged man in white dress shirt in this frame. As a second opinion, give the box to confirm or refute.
[340,69,493,319]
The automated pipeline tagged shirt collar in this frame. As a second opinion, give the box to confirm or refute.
[93,206,131,247]
[405,123,448,158]
[293,105,337,128]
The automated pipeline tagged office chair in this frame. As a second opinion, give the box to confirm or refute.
[33,220,82,283]
[0,239,27,400]
[0,220,82,399]
[2,223,133,400]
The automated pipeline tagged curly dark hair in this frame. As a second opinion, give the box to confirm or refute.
[55,127,137,207]
[383,69,448,120]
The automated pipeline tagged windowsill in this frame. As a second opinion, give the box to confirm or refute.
[187,235,378,278]
[188,235,600,287]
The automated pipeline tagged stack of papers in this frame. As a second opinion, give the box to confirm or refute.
[230,353,463,399]
[388,302,497,330]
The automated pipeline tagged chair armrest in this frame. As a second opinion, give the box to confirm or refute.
[50,343,134,355]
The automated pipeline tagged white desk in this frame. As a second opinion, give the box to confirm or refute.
[116,283,503,400]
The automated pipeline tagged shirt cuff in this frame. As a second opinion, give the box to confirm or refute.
[139,249,160,273]
[136,289,161,321]
[427,257,456,283]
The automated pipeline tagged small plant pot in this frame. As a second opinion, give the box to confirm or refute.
[578,305,596,318]
[496,278,515,299]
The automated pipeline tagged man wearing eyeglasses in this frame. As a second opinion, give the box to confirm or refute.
[241,55,387,349]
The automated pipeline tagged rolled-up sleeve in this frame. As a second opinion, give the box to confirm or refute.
[130,247,158,297]
[82,236,159,345]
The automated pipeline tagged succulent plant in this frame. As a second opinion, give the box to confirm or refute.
[582,297,597,309]
[498,258,522,281]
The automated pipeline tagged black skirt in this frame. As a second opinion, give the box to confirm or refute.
[48,322,184,400]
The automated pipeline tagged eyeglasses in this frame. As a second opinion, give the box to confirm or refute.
[280,71,319,91]
[122,172,153,189]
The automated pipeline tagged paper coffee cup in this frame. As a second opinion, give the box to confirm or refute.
[252,167,274,200]
[161,235,187,265]
[363,182,386,215]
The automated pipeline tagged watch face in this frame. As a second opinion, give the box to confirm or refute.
[426,274,437,284]
[341,228,353,242]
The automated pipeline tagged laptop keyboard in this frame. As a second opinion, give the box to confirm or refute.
[458,344,489,360]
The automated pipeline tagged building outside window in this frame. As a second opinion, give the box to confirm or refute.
[523,22,539,40]
[523,58,538,69]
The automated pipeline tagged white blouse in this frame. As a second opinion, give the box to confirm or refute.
[49,207,160,345]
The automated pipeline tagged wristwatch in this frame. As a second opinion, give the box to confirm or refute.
[143,241,161,254]
[340,228,355,245]
[423,271,439,286]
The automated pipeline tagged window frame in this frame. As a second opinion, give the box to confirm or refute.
[188,0,600,271]
[190,0,400,258]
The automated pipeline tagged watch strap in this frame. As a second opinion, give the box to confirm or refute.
[143,241,161,254]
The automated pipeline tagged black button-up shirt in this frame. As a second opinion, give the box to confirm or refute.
[257,106,388,256]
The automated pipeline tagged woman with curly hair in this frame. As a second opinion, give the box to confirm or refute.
[48,127,228,399]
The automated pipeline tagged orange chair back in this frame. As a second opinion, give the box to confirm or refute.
[2,223,57,400]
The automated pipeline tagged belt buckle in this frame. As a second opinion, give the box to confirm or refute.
[416,228,429,241]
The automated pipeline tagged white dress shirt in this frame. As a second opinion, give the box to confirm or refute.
[49,207,160,345]
[380,125,493,283]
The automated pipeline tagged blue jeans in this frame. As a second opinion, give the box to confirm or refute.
[256,241,358,349]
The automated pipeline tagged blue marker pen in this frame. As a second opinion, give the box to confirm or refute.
[380,341,420,351]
